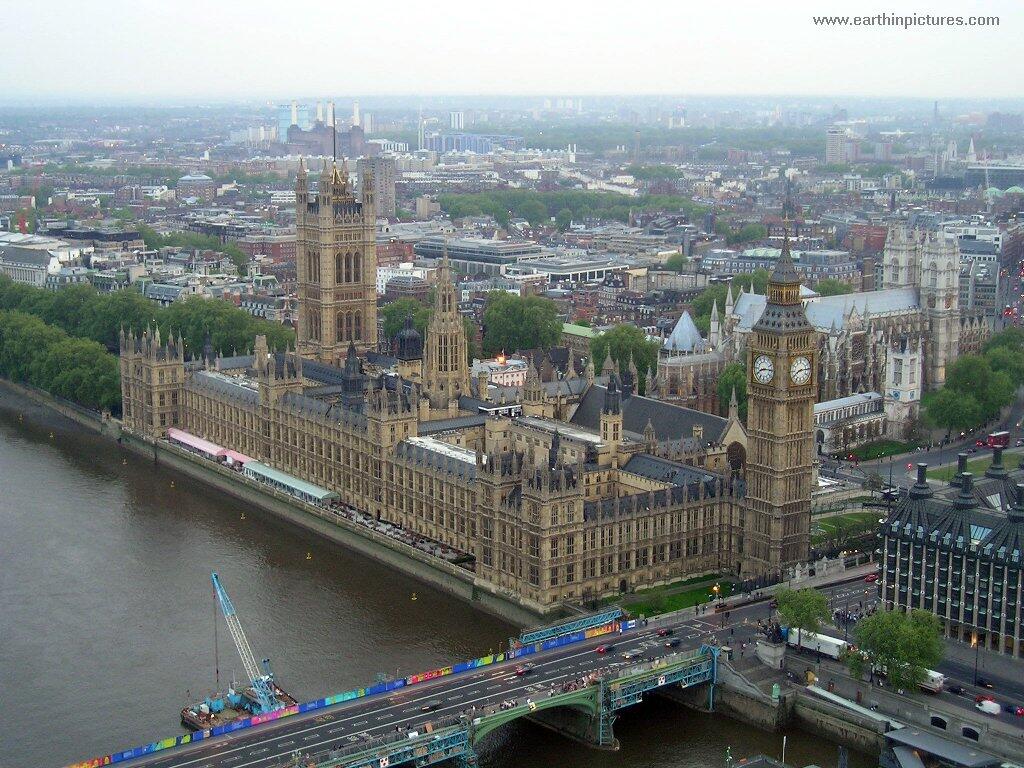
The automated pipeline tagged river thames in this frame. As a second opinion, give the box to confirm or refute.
[0,387,872,768]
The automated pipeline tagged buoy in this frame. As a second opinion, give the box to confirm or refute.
[306,552,312,560]
[240,513,246,520]
[411,593,418,601]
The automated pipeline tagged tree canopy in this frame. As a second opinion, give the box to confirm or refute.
[0,276,293,359]
[848,609,944,692]
[774,587,829,646]
[0,309,121,411]
[923,350,1015,435]
[481,292,563,357]
[590,324,660,395]
[716,362,747,421]
[814,279,854,296]
[381,298,431,340]
[664,252,688,272]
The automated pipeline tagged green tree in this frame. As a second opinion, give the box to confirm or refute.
[665,252,688,272]
[814,279,853,296]
[986,345,1024,388]
[716,362,747,421]
[691,283,729,333]
[944,355,1014,421]
[848,609,944,692]
[732,269,771,295]
[774,588,829,649]
[517,199,549,227]
[482,292,562,356]
[381,298,431,340]
[922,387,983,434]
[555,208,573,232]
[589,324,660,395]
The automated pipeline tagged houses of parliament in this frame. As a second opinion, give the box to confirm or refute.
[119,161,816,613]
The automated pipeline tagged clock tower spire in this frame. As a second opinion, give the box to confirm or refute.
[745,230,815,577]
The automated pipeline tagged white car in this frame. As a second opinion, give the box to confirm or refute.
[976,700,1000,716]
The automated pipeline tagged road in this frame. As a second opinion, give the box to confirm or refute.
[91,573,1024,768]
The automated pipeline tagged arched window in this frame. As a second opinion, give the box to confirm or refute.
[335,253,343,284]
[336,311,345,341]
[353,253,361,283]
[354,310,362,340]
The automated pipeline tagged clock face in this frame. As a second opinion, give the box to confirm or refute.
[753,355,774,384]
[790,356,812,385]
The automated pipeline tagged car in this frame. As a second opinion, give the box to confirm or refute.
[1016,439,1024,447]
[975,439,986,447]
[946,684,965,695]
[967,447,979,454]
[665,638,681,648]
[976,700,1000,716]
[864,573,879,583]
[595,644,615,654]
[976,677,995,689]
[622,650,642,660]
[420,699,442,712]
[657,628,674,637]
[514,663,534,676]
[975,693,995,703]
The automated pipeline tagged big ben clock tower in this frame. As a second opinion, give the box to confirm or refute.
[745,233,815,577]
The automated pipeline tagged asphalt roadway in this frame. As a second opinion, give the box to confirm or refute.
[96,574,1024,768]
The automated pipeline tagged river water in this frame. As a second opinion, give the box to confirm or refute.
[0,388,873,768]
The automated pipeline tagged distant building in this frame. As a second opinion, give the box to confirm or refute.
[415,195,441,220]
[414,236,544,277]
[0,245,62,286]
[176,174,216,203]
[357,155,397,218]
[825,127,846,164]
[449,111,465,130]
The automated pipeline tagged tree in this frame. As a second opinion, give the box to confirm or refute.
[732,269,771,295]
[943,355,1014,421]
[986,345,1024,388]
[716,362,747,421]
[589,324,660,395]
[774,588,829,649]
[381,298,430,340]
[848,609,944,691]
[665,252,688,272]
[814,279,853,296]
[517,199,548,227]
[922,387,983,435]
[555,208,573,232]
[482,292,562,357]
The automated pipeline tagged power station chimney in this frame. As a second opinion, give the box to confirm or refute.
[290,101,298,127]
[352,100,361,128]
[316,101,324,123]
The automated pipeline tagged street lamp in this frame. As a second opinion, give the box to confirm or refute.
[972,633,980,685]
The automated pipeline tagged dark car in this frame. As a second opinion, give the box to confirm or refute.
[665,638,681,648]
[657,628,674,637]
[420,699,442,712]
[976,677,995,689]
[947,684,965,695]
[596,644,615,654]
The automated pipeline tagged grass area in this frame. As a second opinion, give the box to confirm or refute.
[811,511,880,545]
[623,580,737,618]
[848,440,920,461]
[928,449,1023,482]
[812,496,874,516]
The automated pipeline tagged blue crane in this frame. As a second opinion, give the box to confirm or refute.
[211,572,281,714]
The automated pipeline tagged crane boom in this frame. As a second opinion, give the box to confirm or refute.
[211,572,280,713]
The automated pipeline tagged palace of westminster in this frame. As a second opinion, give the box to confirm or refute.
[120,159,820,612]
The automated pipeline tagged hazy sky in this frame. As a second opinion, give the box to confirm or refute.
[4,0,1023,101]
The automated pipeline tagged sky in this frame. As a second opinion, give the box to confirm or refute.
[3,0,1023,102]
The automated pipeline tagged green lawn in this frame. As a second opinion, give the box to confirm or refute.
[848,440,919,461]
[812,511,880,545]
[623,580,737,618]
[928,449,1022,482]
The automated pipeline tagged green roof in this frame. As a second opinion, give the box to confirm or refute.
[244,461,339,501]
[562,323,598,338]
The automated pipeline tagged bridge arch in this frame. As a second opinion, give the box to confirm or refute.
[470,685,600,744]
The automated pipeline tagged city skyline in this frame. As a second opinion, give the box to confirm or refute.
[4,0,1023,101]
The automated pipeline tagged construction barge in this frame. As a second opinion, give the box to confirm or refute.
[181,572,297,731]
[181,682,297,730]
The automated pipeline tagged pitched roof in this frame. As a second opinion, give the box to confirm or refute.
[732,288,920,332]
[663,311,706,353]
[570,385,729,443]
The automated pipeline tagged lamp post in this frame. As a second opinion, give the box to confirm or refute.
[972,633,980,685]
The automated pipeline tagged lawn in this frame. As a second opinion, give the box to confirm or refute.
[812,511,880,545]
[928,449,1022,482]
[848,440,919,461]
[623,580,737,618]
